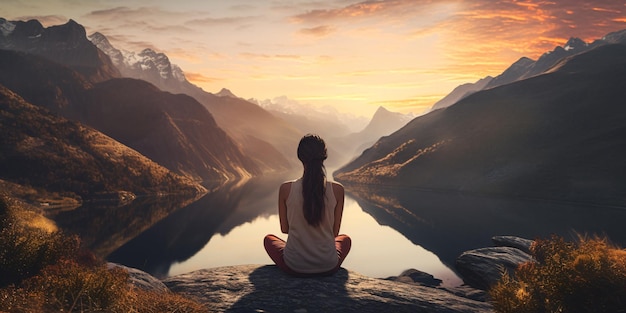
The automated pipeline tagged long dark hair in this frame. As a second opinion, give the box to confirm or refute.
[297,134,327,227]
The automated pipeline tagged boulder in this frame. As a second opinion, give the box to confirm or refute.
[107,263,169,293]
[385,268,443,286]
[491,236,534,254]
[163,264,493,313]
[455,247,533,290]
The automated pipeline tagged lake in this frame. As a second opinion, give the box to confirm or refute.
[61,173,626,288]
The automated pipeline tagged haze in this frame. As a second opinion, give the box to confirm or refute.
[4,0,625,117]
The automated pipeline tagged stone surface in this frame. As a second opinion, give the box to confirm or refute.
[455,247,533,290]
[108,263,169,293]
[163,264,493,313]
[491,236,534,254]
[385,268,443,287]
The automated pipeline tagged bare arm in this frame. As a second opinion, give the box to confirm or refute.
[332,182,345,237]
[278,182,291,234]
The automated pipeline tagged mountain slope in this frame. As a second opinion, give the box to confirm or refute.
[89,31,301,171]
[430,76,493,111]
[0,18,119,82]
[430,29,626,111]
[83,78,260,181]
[336,44,626,206]
[0,49,259,183]
[337,106,414,161]
[0,84,203,197]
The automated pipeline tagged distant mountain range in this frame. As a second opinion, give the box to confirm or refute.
[430,29,626,110]
[89,28,409,171]
[336,40,626,206]
[0,16,411,200]
[334,106,414,164]
[253,96,408,168]
[88,32,301,172]
[0,18,260,197]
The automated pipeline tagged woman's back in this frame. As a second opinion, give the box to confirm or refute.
[264,134,350,277]
[284,179,337,273]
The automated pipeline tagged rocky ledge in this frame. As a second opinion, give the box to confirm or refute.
[112,235,536,312]
[162,264,492,313]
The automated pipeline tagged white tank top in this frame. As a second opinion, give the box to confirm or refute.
[284,179,338,273]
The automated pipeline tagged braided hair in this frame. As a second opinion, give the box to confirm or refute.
[297,134,327,227]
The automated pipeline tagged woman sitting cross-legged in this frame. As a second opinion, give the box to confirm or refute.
[264,134,351,277]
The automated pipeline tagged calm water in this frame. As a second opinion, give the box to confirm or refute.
[56,173,626,288]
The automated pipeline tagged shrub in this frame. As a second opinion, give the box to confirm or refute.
[0,196,80,287]
[490,235,626,313]
[0,196,208,312]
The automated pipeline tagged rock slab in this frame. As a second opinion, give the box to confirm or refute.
[455,247,533,290]
[163,264,493,313]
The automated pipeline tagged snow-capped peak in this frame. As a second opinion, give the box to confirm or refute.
[89,31,192,86]
[171,64,186,82]
[563,37,588,51]
[0,18,16,36]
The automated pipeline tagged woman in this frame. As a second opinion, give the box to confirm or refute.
[264,134,351,277]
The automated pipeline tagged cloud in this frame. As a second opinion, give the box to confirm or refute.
[185,16,258,27]
[239,52,303,61]
[291,0,626,59]
[291,0,434,23]
[298,25,336,37]
[185,71,221,84]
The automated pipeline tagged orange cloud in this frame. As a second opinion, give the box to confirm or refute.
[298,25,336,37]
[291,0,435,23]
[185,72,221,84]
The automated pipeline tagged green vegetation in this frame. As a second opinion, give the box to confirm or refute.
[490,235,626,313]
[0,196,207,312]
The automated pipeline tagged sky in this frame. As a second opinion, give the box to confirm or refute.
[3,0,626,118]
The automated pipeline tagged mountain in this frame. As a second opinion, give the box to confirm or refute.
[0,83,204,197]
[89,32,187,92]
[486,37,591,89]
[336,106,414,163]
[431,29,626,111]
[430,76,493,111]
[335,43,626,206]
[0,18,119,82]
[197,92,301,169]
[89,32,300,172]
[216,88,238,98]
[255,96,368,134]
[0,49,259,183]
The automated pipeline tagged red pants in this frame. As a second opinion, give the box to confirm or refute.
[264,234,351,277]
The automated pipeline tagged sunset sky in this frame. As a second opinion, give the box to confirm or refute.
[4,0,626,117]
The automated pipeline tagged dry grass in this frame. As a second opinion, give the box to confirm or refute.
[0,196,208,312]
[490,235,626,313]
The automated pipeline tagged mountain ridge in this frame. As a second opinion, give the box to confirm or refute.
[336,43,626,206]
[0,83,204,197]
[431,28,626,111]
[0,48,259,183]
[89,30,301,172]
[0,18,120,83]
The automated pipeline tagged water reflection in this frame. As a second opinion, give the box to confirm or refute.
[52,193,200,257]
[64,174,626,286]
[346,184,626,271]
[107,174,286,278]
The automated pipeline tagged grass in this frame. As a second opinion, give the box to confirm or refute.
[490,234,626,313]
[0,195,208,312]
